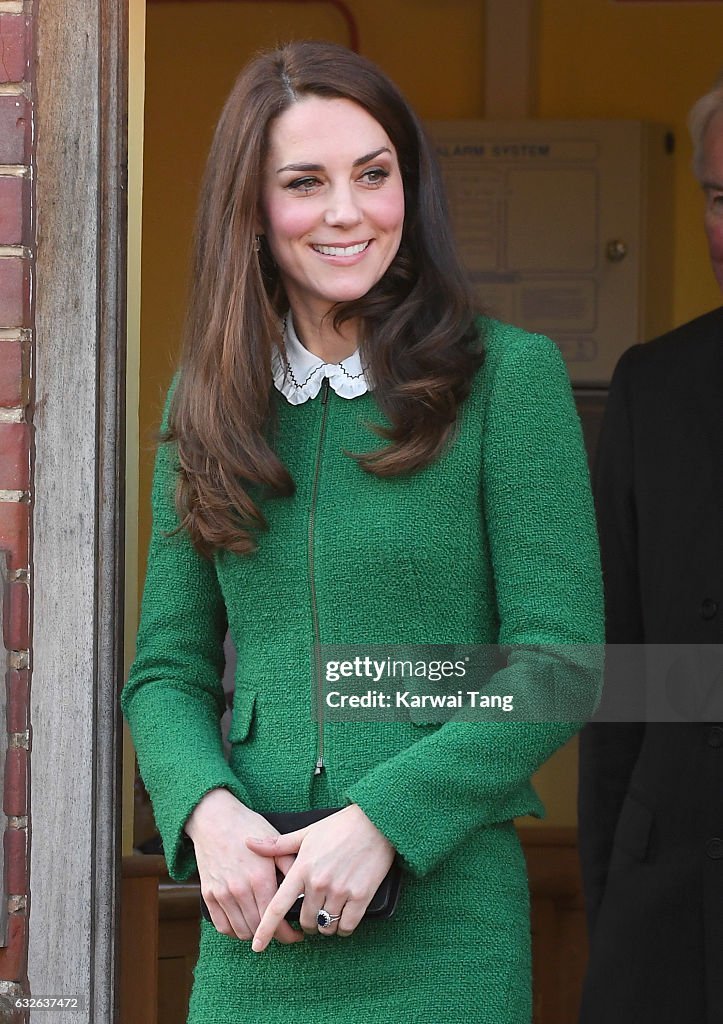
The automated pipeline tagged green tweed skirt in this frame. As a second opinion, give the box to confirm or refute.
[187,821,531,1024]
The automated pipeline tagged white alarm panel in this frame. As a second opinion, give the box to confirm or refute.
[426,120,675,385]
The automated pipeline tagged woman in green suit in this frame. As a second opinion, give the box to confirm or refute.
[122,40,603,1023]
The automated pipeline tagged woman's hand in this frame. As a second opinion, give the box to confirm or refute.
[184,788,303,944]
[245,804,396,951]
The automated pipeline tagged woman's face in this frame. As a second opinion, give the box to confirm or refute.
[260,96,405,325]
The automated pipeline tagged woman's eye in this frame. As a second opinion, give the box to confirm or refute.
[286,176,320,193]
[361,167,390,186]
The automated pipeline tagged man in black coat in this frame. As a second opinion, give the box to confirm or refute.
[578,75,723,1024]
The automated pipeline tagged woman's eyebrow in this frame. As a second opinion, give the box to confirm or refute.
[276,147,392,174]
[352,147,391,166]
[276,161,323,174]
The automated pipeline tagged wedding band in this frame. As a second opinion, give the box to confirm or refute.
[316,908,342,928]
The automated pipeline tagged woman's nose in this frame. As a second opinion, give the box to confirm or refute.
[323,184,363,228]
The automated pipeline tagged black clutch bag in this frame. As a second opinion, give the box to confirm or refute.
[199,806,402,924]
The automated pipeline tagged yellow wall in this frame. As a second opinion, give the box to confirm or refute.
[138,0,723,829]
[538,0,723,326]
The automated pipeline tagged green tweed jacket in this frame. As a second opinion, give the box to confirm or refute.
[122,317,603,1024]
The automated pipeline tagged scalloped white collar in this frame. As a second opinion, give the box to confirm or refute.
[271,315,370,405]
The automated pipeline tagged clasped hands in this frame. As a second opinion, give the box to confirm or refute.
[184,789,396,951]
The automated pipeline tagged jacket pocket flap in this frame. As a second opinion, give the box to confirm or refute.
[228,689,256,743]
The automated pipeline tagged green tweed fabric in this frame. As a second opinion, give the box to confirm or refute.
[122,317,604,1023]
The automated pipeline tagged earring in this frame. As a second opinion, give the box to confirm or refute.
[254,235,262,253]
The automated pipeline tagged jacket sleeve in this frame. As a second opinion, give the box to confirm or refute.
[578,347,646,933]
[121,386,252,881]
[344,331,605,878]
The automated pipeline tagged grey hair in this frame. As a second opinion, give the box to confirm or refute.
[688,69,723,180]
[280,67,298,103]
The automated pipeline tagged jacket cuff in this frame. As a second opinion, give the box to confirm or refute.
[344,746,547,878]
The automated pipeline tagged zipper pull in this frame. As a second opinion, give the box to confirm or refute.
[321,377,330,405]
[314,755,325,776]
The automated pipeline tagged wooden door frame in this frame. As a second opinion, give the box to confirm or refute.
[29,1,127,1020]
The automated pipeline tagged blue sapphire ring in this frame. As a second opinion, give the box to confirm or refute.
[317,909,342,928]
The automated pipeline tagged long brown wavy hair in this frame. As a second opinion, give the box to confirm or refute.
[168,40,484,556]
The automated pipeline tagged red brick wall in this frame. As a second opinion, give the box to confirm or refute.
[0,1,33,1002]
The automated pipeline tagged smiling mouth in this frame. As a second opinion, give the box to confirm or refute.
[311,241,370,257]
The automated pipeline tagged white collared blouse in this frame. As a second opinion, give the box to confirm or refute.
[271,315,370,405]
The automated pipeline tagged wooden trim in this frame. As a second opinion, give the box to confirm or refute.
[121,855,168,881]
[518,826,585,901]
[518,826,588,1023]
[518,825,578,846]
[29,1,127,1020]
[158,886,201,921]
[120,859,165,1024]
